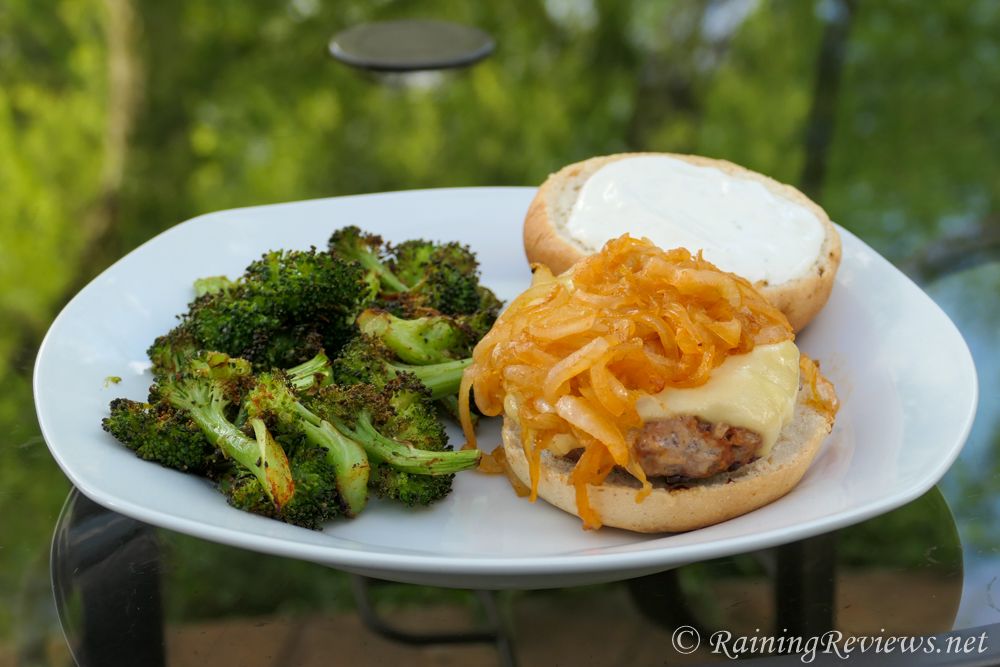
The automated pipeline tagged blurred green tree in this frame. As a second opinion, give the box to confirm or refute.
[2,0,999,643]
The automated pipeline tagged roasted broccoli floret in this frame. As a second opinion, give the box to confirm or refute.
[328,226,409,294]
[385,239,502,321]
[214,417,297,520]
[107,224,502,526]
[106,349,330,526]
[380,373,449,454]
[368,465,455,507]
[162,247,367,370]
[278,358,474,507]
[148,325,201,380]
[352,307,487,427]
[367,374,472,507]
[288,363,478,506]
[385,239,440,287]
[389,240,475,292]
[331,334,470,400]
[221,467,282,519]
[329,232,503,325]
[102,398,223,475]
[280,437,346,528]
[240,248,365,325]
[149,351,352,529]
[241,324,329,372]
[244,372,369,518]
[286,350,333,392]
[301,381,478,507]
[295,350,452,454]
[151,352,296,512]
[455,300,503,342]
[303,381,480,477]
[221,426,345,530]
[356,309,477,364]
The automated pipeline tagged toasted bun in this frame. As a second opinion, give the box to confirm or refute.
[523,153,842,332]
[501,381,836,533]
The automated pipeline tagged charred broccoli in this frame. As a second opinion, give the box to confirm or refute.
[243,371,369,517]
[287,363,477,507]
[103,398,223,475]
[153,353,295,507]
[368,466,456,507]
[387,239,497,318]
[356,309,477,364]
[106,224,501,528]
[147,325,201,380]
[327,228,502,328]
[330,333,470,400]
[303,380,479,476]
[287,352,473,507]
[220,421,343,530]
[155,247,368,371]
[328,226,408,294]
[286,351,334,392]
[352,309,485,425]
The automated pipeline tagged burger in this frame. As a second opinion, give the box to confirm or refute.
[459,233,838,533]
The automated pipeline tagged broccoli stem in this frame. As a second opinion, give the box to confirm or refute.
[437,394,478,428]
[290,402,370,517]
[347,253,409,293]
[329,413,480,475]
[388,358,471,400]
[328,226,410,294]
[172,390,293,509]
[357,310,468,365]
[246,419,297,510]
[287,352,332,391]
[296,346,468,400]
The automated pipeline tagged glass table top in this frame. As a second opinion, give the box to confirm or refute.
[2,1,999,665]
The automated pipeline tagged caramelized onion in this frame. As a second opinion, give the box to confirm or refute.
[799,353,839,417]
[492,446,530,496]
[460,234,794,529]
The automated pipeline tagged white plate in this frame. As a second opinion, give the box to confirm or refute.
[34,188,977,590]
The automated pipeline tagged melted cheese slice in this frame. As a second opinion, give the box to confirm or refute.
[503,340,800,458]
[634,340,800,456]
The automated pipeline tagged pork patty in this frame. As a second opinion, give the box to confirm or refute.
[631,416,763,482]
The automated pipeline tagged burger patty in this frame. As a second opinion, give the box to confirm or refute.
[631,416,763,482]
[561,416,764,483]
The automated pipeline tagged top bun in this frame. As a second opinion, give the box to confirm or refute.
[523,153,842,332]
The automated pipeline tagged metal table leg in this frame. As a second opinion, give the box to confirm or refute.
[350,574,518,667]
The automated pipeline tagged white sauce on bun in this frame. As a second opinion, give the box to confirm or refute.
[564,155,826,285]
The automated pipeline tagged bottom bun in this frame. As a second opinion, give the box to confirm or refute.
[501,384,835,533]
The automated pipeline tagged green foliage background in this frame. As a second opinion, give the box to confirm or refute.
[1,0,998,648]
